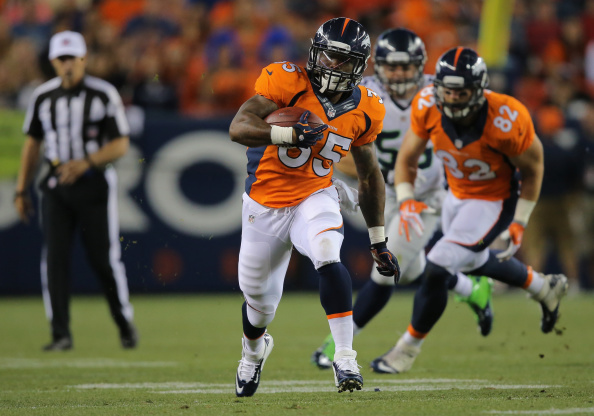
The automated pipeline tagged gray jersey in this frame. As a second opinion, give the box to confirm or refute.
[361,75,444,201]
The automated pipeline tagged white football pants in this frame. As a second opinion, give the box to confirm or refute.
[238,188,344,327]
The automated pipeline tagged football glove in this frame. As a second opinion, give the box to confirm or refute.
[370,239,401,283]
[496,221,525,262]
[398,199,436,242]
[292,111,327,148]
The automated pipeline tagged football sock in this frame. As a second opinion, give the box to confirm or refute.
[410,261,451,334]
[453,272,473,297]
[523,267,546,295]
[447,272,458,290]
[353,322,362,336]
[328,315,353,354]
[402,325,426,348]
[352,280,393,329]
[241,301,266,355]
[468,250,529,287]
[318,263,354,354]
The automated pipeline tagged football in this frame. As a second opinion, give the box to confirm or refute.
[265,107,324,128]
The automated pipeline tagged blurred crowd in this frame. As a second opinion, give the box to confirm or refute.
[1,0,593,290]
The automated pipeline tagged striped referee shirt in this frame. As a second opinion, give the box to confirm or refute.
[23,75,130,164]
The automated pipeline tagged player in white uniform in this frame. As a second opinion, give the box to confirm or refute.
[313,29,494,372]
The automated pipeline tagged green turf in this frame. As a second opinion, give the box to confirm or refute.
[0,110,25,180]
[0,291,592,415]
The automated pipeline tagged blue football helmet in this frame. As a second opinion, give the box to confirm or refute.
[433,47,489,120]
[373,28,427,96]
[306,17,371,94]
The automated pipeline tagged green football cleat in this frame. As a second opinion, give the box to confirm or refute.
[456,275,494,336]
[311,333,335,369]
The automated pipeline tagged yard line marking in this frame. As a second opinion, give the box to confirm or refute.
[71,379,486,390]
[69,379,558,394]
[0,358,176,369]
[483,408,594,415]
[158,384,558,394]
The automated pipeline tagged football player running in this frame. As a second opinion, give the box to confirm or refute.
[383,47,568,373]
[229,17,399,396]
[312,29,495,373]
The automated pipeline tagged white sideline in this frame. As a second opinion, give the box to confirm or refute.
[69,379,559,394]
[483,408,594,415]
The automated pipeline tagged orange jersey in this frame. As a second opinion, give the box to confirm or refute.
[245,61,385,208]
[410,87,535,200]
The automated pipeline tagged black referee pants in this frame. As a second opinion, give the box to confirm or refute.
[41,169,133,341]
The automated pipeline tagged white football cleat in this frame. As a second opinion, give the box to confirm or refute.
[370,337,421,374]
[332,349,363,393]
[235,333,274,397]
[531,274,568,333]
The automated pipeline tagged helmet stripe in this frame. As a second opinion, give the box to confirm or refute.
[341,18,351,36]
[453,46,464,67]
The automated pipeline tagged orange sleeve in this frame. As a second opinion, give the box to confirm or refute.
[353,92,385,147]
[254,62,308,108]
[410,89,432,140]
[492,97,535,157]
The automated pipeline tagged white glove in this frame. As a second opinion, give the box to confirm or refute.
[496,222,525,262]
[332,177,359,215]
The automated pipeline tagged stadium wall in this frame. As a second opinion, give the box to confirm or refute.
[0,113,375,295]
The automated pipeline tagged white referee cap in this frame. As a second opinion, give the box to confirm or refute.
[49,31,87,60]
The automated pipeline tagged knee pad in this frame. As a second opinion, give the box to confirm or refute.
[310,229,343,269]
[245,301,276,328]
[427,239,489,275]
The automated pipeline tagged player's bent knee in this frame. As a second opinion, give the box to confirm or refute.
[245,303,276,328]
[243,294,278,325]
[311,231,343,270]
[427,240,488,275]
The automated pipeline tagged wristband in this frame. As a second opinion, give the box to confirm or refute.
[368,226,385,245]
[270,125,294,145]
[513,198,536,226]
[395,182,415,203]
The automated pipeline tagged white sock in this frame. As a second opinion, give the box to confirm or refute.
[243,334,264,357]
[525,270,546,296]
[328,315,353,354]
[454,272,473,297]
[402,330,424,348]
[353,322,362,337]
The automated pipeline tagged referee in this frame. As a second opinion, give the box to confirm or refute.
[14,31,137,351]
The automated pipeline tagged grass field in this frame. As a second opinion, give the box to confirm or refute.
[0,291,593,415]
[0,110,25,180]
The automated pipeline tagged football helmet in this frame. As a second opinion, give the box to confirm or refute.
[307,17,371,94]
[433,47,489,120]
[373,28,427,97]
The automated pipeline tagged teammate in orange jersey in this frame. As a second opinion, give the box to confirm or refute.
[228,17,400,396]
[382,47,569,373]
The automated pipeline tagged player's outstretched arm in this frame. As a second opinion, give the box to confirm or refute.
[394,129,435,242]
[497,135,544,261]
[394,129,426,187]
[352,142,400,281]
[229,95,280,147]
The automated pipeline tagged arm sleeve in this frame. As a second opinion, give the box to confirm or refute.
[352,87,385,146]
[410,94,431,140]
[495,99,535,156]
[22,96,44,140]
[103,85,130,140]
[254,63,308,108]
